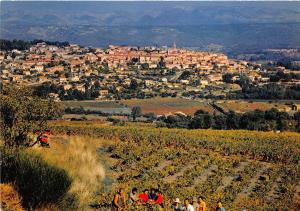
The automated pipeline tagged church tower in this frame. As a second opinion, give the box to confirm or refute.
[173,41,176,49]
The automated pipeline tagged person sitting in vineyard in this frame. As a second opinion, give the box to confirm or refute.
[215,201,225,211]
[139,189,149,204]
[148,188,157,204]
[197,196,207,211]
[112,188,126,211]
[192,197,199,210]
[182,198,195,211]
[154,190,164,208]
[171,198,182,211]
[128,187,139,205]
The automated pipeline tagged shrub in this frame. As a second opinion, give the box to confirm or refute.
[107,117,124,125]
[58,192,80,210]
[1,148,72,209]
[0,183,24,211]
[131,106,142,121]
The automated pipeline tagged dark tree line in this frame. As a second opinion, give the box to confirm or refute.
[222,73,300,100]
[158,108,300,132]
[270,71,300,82]
[0,39,69,51]
[277,58,300,70]
[238,84,300,100]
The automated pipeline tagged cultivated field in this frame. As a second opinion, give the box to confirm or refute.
[121,98,214,115]
[215,100,297,113]
[48,122,300,210]
[61,100,131,115]
[60,98,297,116]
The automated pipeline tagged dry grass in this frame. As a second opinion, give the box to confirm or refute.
[30,136,105,209]
[0,183,24,211]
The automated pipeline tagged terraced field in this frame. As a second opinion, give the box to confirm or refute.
[51,123,300,210]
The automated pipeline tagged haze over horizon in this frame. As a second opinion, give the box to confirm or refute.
[1,1,300,54]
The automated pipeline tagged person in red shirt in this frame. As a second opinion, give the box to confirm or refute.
[155,190,164,208]
[31,130,49,147]
[40,134,48,144]
[139,189,149,204]
[39,131,50,147]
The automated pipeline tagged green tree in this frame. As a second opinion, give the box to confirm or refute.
[222,73,234,83]
[189,114,212,129]
[265,108,280,120]
[276,111,290,131]
[130,79,138,90]
[157,56,166,69]
[213,115,227,129]
[164,114,191,128]
[294,111,300,132]
[226,110,240,129]
[0,86,62,147]
[194,109,208,116]
[131,106,142,121]
[141,63,149,70]
[94,80,101,90]
[240,109,265,130]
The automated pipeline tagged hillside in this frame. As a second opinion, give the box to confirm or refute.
[48,122,300,210]
[1,2,300,53]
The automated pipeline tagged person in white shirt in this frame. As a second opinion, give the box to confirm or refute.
[128,187,138,205]
[192,197,199,211]
[182,198,195,211]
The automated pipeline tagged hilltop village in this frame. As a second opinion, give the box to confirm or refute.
[1,42,300,101]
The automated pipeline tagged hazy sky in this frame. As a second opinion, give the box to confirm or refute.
[0,0,296,1]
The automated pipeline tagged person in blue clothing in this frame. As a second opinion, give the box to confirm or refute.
[215,201,225,211]
[148,188,157,203]
[171,198,182,211]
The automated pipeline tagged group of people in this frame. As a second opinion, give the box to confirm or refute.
[172,197,225,211]
[111,188,226,211]
[112,188,164,210]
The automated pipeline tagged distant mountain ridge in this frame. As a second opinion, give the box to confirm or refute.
[1,1,300,54]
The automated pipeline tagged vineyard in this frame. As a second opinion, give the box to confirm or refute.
[51,122,300,210]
